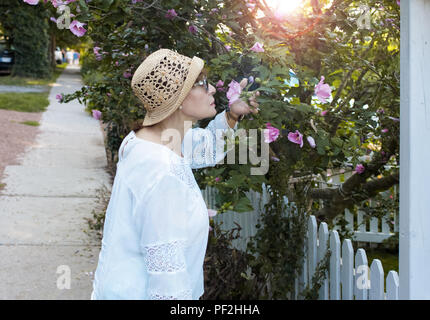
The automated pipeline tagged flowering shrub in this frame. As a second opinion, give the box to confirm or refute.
[22,0,400,299]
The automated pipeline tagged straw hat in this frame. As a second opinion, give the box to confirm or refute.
[131,48,204,126]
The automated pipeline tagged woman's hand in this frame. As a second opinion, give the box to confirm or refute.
[229,78,260,117]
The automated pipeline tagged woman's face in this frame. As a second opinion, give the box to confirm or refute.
[180,75,217,120]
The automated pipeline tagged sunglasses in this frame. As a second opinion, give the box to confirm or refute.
[193,76,209,92]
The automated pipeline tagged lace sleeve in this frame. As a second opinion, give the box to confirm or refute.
[182,110,238,169]
[133,174,194,300]
[142,239,193,300]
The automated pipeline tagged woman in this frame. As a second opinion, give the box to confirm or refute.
[91,48,260,300]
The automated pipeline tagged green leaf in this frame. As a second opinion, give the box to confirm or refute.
[294,103,313,113]
[234,196,253,212]
[227,173,243,187]
[331,137,343,147]
[79,0,89,12]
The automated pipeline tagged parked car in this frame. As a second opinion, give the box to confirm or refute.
[55,47,63,64]
[0,41,15,75]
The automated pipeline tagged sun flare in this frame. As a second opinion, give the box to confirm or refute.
[264,0,302,16]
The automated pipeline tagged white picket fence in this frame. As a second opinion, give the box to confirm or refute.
[201,182,400,300]
[292,215,399,300]
[321,170,398,243]
[203,176,398,249]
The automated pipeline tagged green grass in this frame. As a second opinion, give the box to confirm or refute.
[0,92,49,112]
[19,120,40,126]
[0,63,68,86]
[0,63,67,112]
[366,248,398,273]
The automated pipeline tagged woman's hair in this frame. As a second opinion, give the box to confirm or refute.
[130,67,209,131]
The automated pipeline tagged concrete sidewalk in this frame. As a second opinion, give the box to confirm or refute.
[0,65,110,299]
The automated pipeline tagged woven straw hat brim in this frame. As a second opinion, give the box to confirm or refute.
[141,55,204,127]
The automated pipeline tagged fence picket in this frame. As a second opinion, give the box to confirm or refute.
[203,182,400,300]
[308,216,318,283]
[345,209,354,231]
[317,222,329,300]
[354,249,369,300]
[381,216,391,234]
[369,259,384,300]
[329,230,341,300]
[370,216,379,233]
[386,270,400,300]
[357,210,366,232]
[341,239,354,300]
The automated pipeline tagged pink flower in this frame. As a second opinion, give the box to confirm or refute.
[208,209,217,218]
[288,130,304,148]
[24,0,39,5]
[92,110,102,120]
[216,80,224,87]
[377,108,385,113]
[315,76,332,103]
[123,71,132,78]
[106,93,111,97]
[188,25,198,34]
[264,123,280,143]
[250,42,264,53]
[50,17,57,23]
[224,45,231,51]
[307,136,316,148]
[165,9,177,19]
[397,0,400,5]
[355,164,365,174]
[381,128,389,133]
[55,94,63,102]
[69,20,87,37]
[320,110,328,116]
[215,177,221,182]
[226,80,242,106]
[93,46,102,60]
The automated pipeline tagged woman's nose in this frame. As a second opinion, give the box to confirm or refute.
[208,83,216,95]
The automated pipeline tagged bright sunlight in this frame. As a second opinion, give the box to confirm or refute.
[264,0,302,16]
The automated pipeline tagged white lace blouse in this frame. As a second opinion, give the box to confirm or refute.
[91,110,237,300]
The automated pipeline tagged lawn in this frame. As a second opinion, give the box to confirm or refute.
[0,92,50,112]
[0,63,67,86]
[0,63,68,112]
[366,248,398,274]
